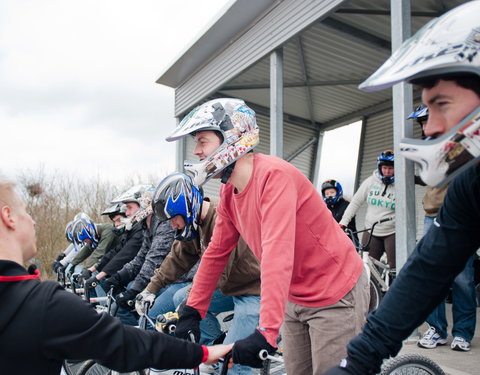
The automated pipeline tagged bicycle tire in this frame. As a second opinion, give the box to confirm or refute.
[62,359,85,375]
[369,277,383,312]
[77,360,147,375]
[381,354,446,375]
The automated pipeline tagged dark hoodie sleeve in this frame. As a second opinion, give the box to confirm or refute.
[102,223,144,276]
[345,165,480,373]
[41,282,204,371]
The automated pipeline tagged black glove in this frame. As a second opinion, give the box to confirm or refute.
[80,268,92,281]
[174,305,202,342]
[102,274,125,295]
[55,253,66,262]
[51,261,65,274]
[232,330,276,368]
[323,356,374,375]
[115,289,139,310]
[84,275,99,290]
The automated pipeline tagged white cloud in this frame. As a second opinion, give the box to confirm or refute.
[0,0,231,182]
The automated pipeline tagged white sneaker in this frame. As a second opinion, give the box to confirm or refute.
[417,326,448,349]
[451,336,470,351]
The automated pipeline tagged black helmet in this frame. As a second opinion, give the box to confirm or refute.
[101,203,127,221]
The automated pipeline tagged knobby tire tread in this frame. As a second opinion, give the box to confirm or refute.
[381,354,446,375]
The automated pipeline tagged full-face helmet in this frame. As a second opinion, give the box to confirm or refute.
[111,184,153,209]
[165,98,259,186]
[65,221,75,243]
[72,216,99,249]
[377,150,395,185]
[359,1,480,186]
[321,179,343,206]
[101,203,127,221]
[152,173,203,241]
[408,105,429,137]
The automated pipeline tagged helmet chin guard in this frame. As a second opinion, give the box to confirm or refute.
[400,106,480,187]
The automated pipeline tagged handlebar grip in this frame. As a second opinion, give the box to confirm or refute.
[377,217,394,224]
[258,349,269,360]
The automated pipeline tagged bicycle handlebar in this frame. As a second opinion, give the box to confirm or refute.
[258,349,284,363]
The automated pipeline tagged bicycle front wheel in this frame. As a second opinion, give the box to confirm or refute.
[381,354,446,375]
[77,360,148,375]
[369,277,383,312]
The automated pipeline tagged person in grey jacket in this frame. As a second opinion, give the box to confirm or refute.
[104,213,196,325]
[340,150,396,268]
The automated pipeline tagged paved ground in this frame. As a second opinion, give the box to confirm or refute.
[396,304,479,375]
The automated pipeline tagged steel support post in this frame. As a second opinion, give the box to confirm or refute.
[391,0,416,270]
[270,48,284,158]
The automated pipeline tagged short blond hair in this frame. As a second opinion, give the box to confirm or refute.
[0,179,20,208]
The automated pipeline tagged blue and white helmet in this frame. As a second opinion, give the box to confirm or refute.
[72,216,99,249]
[65,221,75,243]
[152,173,203,241]
[359,1,480,187]
[321,179,343,206]
[165,98,259,186]
[377,150,395,185]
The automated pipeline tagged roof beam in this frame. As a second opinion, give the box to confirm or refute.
[295,35,316,128]
[222,78,363,90]
[335,8,441,17]
[319,17,391,51]
[210,93,324,131]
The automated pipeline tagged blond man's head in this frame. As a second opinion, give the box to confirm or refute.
[0,179,37,263]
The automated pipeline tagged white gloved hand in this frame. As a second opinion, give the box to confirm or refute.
[135,289,156,316]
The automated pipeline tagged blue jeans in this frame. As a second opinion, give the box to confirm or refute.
[115,281,139,326]
[147,282,191,328]
[424,216,477,341]
[174,286,260,375]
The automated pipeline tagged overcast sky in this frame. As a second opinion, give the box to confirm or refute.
[0,0,361,195]
[0,0,232,184]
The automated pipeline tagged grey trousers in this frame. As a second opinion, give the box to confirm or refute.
[282,268,369,375]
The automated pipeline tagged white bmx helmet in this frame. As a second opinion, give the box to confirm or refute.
[359,1,480,187]
[165,98,259,186]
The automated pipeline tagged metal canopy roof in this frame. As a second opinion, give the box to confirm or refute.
[157,0,466,129]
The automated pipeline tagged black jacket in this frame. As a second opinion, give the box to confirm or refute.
[346,164,480,373]
[0,260,203,374]
[326,198,358,242]
[97,222,144,276]
[326,198,357,230]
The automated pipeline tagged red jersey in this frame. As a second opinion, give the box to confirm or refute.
[188,154,363,345]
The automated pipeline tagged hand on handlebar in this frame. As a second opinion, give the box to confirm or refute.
[175,305,201,343]
[232,329,277,368]
[84,275,99,290]
[135,289,156,316]
[115,289,138,310]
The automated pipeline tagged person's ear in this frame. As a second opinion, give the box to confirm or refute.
[0,205,15,230]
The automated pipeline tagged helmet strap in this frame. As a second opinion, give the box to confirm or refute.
[221,162,236,184]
